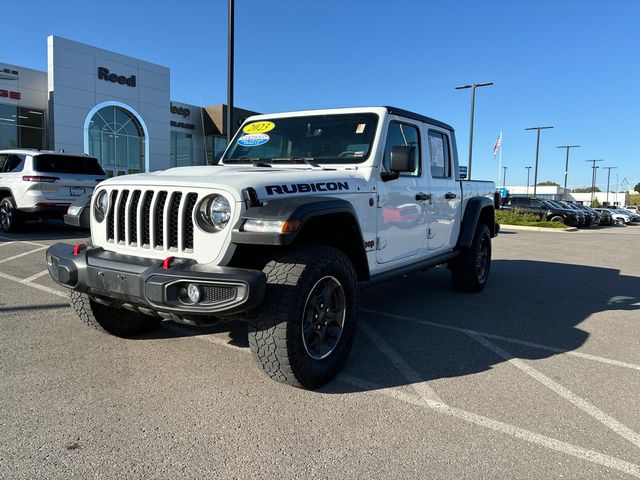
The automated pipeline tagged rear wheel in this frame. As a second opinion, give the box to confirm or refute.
[0,197,23,233]
[70,291,161,337]
[247,245,358,389]
[550,215,565,224]
[451,223,492,292]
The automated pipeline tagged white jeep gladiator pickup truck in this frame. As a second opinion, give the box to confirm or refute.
[47,106,498,389]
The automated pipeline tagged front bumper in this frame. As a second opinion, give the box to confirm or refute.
[46,243,266,318]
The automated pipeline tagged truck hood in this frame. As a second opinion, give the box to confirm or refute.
[98,165,372,202]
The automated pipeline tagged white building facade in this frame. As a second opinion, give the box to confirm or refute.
[1,36,255,177]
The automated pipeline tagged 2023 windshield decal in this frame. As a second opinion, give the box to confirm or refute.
[265,182,350,195]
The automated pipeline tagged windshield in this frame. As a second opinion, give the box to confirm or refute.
[222,113,379,165]
[34,155,105,175]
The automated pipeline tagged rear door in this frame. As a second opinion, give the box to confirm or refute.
[426,129,460,252]
[376,120,428,264]
[32,154,106,200]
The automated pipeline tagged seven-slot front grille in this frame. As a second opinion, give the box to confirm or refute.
[106,189,199,253]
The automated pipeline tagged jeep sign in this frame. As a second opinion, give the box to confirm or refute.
[97,67,136,87]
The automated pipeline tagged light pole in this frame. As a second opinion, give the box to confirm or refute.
[585,159,603,205]
[525,126,554,198]
[226,0,235,143]
[557,145,580,194]
[502,166,508,189]
[455,82,493,179]
[525,166,532,196]
[603,166,617,205]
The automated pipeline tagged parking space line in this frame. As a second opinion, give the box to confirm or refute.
[359,322,443,403]
[20,270,51,283]
[0,235,47,247]
[468,332,640,450]
[0,270,67,299]
[0,241,15,247]
[339,374,640,478]
[362,308,640,372]
[0,246,47,265]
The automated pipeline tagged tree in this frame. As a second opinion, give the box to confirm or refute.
[633,182,640,193]
[572,186,601,193]
[591,198,602,208]
[536,181,560,186]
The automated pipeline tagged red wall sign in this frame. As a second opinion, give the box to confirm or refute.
[0,90,21,100]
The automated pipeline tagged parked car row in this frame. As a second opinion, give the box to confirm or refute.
[501,196,640,227]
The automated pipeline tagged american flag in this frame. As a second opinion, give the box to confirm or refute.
[493,131,502,159]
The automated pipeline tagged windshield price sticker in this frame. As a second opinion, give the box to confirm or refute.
[243,121,275,134]
[238,133,270,147]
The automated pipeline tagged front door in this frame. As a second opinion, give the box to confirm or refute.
[426,129,459,252]
[376,121,428,264]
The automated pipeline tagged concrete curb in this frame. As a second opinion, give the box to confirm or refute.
[500,224,578,233]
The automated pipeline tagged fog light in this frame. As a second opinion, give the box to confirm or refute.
[187,284,201,303]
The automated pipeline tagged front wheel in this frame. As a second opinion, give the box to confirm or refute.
[550,215,565,224]
[70,291,161,337]
[450,223,492,292]
[247,245,358,389]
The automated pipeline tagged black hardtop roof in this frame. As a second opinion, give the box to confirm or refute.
[384,106,454,132]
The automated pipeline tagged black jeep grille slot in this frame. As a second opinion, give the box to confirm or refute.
[169,192,182,249]
[183,193,198,250]
[129,190,141,245]
[154,191,168,248]
[141,191,153,246]
[106,190,118,241]
[117,190,129,243]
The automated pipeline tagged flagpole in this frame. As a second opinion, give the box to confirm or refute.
[496,131,502,185]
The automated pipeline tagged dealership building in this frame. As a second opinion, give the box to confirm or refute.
[0,36,255,176]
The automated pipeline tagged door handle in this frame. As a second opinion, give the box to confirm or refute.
[444,192,457,199]
[415,193,431,201]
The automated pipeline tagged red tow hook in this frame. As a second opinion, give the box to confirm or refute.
[162,256,175,270]
[72,243,87,255]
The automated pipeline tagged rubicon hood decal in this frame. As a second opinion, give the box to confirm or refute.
[265,182,350,195]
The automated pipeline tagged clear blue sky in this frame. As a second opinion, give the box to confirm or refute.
[3,0,639,190]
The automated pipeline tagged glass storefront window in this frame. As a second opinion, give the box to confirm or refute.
[170,131,194,168]
[87,106,144,176]
[0,104,45,150]
[206,135,228,164]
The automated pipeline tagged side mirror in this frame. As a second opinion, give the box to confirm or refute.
[390,146,416,173]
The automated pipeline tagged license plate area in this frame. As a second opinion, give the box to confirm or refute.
[89,269,142,297]
[70,187,86,196]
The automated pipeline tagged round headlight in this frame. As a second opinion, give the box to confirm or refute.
[93,190,109,222]
[210,195,231,229]
[197,194,231,231]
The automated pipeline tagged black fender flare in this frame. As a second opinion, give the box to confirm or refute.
[457,197,495,249]
[231,195,364,246]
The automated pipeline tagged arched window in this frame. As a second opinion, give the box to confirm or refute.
[87,105,145,176]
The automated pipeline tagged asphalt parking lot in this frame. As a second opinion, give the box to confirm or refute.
[1,222,639,479]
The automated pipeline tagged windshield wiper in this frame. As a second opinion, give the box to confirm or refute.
[272,157,323,168]
[224,157,272,167]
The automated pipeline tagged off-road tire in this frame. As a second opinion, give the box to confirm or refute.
[247,245,358,389]
[70,290,161,337]
[451,223,492,293]
[0,197,23,233]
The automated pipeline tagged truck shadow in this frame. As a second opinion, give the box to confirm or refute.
[0,220,88,242]
[325,259,640,394]
[151,259,639,393]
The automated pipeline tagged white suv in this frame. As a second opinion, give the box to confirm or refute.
[0,149,106,232]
